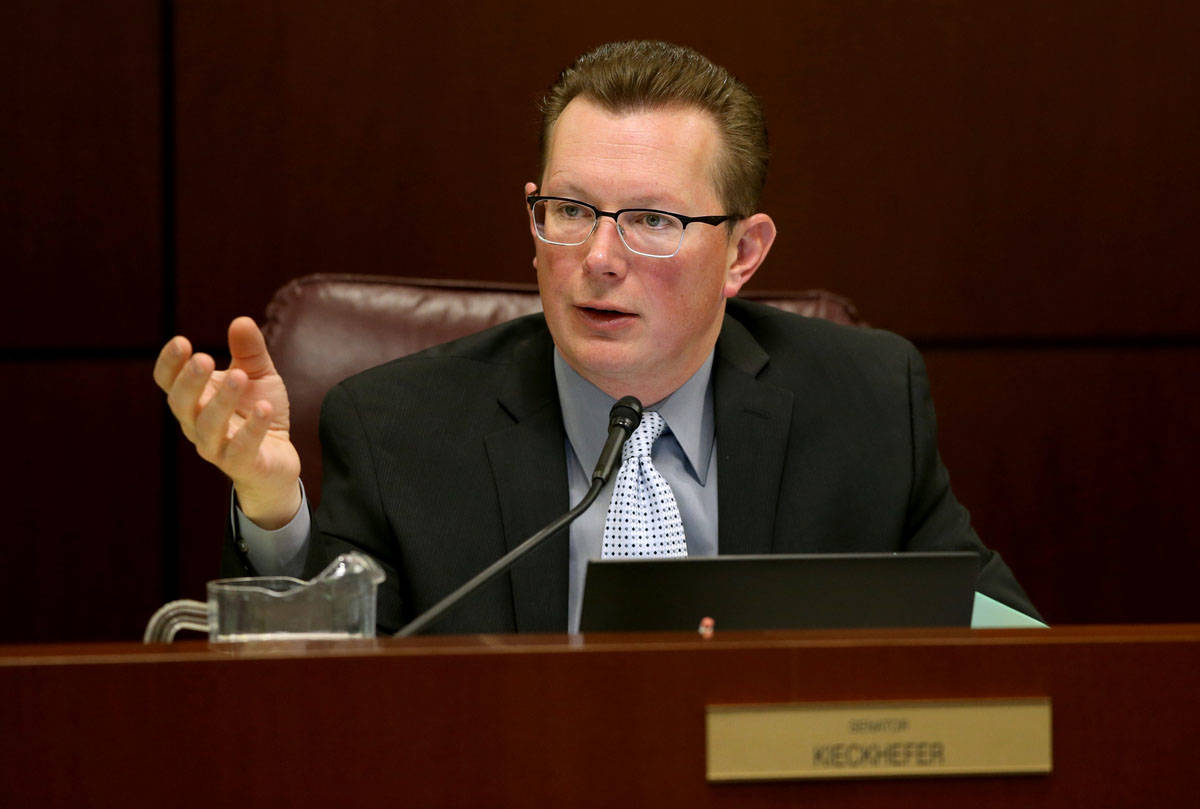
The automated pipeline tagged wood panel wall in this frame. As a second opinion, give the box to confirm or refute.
[5,0,1197,641]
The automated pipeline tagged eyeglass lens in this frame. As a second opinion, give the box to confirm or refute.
[532,199,684,257]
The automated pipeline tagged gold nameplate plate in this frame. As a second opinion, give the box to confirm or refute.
[707,698,1052,781]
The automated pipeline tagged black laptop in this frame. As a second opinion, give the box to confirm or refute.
[579,552,978,632]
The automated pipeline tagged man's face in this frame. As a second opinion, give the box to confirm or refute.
[530,97,751,404]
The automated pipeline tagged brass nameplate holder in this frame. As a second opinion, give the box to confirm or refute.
[707,698,1051,781]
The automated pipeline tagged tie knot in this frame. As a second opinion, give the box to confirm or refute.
[623,410,666,461]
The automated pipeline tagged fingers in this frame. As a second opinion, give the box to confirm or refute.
[192,368,247,462]
[227,316,276,378]
[157,320,287,486]
[153,336,192,392]
[186,367,274,479]
[165,352,216,440]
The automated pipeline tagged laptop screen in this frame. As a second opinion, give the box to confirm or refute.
[579,552,978,632]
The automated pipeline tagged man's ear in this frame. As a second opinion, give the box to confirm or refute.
[525,181,540,265]
[723,213,777,298]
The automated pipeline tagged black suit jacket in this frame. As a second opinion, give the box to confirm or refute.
[228,298,1038,632]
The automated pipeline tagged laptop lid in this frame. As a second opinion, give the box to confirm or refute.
[579,552,979,632]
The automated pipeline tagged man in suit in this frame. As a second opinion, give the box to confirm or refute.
[154,41,1039,633]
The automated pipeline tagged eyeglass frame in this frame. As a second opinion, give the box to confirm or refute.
[526,195,736,259]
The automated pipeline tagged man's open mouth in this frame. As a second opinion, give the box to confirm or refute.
[578,305,636,323]
[583,306,627,315]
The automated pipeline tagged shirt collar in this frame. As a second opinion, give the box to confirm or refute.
[553,349,715,484]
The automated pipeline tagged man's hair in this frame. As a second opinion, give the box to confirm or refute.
[539,40,769,219]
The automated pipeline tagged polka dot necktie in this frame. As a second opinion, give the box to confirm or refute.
[601,410,688,558]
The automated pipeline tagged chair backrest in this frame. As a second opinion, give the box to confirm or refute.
[262,273,862,504]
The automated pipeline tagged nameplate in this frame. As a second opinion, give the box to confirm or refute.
[706,698,1052,781]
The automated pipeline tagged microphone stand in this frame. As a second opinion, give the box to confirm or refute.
[395,396,643,637]
[395,478,608,637]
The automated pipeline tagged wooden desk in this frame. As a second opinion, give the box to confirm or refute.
[3,625,1197,807]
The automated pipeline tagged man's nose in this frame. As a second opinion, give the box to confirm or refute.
[583,217,628,276]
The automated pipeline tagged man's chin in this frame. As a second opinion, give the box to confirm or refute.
[560,343,644,389]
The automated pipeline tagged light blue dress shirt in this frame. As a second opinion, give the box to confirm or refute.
[553,350,719,631]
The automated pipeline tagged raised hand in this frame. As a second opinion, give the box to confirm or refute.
[154,316,302,528]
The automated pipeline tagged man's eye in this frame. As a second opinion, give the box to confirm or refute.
[632,212,674,230]
[555,203,583,218]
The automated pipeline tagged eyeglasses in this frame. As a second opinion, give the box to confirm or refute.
[527,195,734,259]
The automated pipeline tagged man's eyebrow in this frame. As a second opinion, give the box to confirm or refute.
[625,198,688,211]
[539,182,589,200]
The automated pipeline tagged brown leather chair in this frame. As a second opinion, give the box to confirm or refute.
[262,273,862,505]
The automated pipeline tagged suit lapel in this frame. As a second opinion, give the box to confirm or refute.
[483,329,570,632]
[714,314,795,556]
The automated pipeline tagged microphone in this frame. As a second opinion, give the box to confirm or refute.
[396,396,643,637]
[591,395,643,483]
